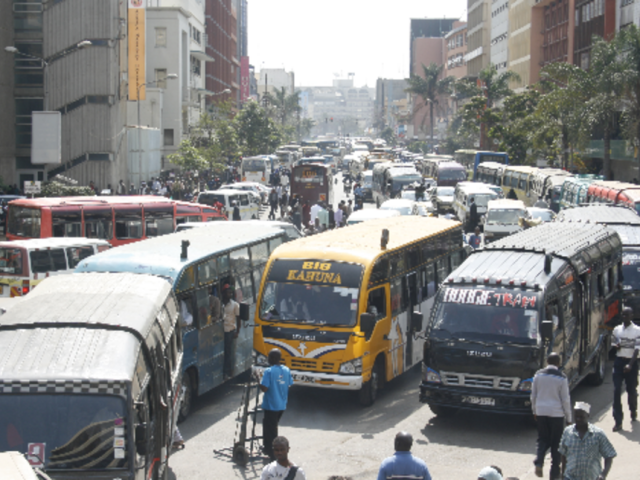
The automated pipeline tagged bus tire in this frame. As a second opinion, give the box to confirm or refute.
[179,369,196,422]
[586,345,606,386]
[358,359,383,407]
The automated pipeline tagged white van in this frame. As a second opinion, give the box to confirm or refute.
[453,183,499,224]
[346,209,401,225]
[482,199,527,242]
[0,237,110,298]
[196,189,260,220]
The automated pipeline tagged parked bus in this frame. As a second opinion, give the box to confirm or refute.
[241,156,272,185]
[0,237,110,298]
[372,163,422,207]
[0,272,183,479]
[421,222,621,416]
[6,196,226,247]
[76,223,287,420]
[559,174,603,210]
[587,181,640,214]
[290,163,334,206]
[500,165,538,206]
[253,216,466,406]
[557,204,640,320]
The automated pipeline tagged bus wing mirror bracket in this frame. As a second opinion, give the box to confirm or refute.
[411,311,424,332]
[540,320,553,343]
[360,312,376,340]
[135,423,149,456]
[239,303,250,322]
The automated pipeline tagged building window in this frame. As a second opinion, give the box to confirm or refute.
[164,129,174,146]
[155,27,167,47]
[575,8,579,25]
[192,26,201,44]
[581,52,590,70]
[155,69,167,89]
[191,56,201,76]
[13,2,43,32]
[15,97,43,147]
[14,41,44,86]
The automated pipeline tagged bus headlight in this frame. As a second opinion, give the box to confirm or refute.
[253,350,268,367]
[423,365,441,383]
[517,378,533,392]
[339,357,362,375]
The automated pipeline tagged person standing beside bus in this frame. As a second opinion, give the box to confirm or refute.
[611,307,640,431]
[268,189,278,220]
[232,201,241,221]
[222,285,241,379]
[260,349,293,461]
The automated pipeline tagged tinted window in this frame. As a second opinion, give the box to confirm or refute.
[7,207,41,238]
[115,207,142,239]
[144,205,174,237]
[52,208,81,237]
[84,208,113,240]
[30,249,67,273]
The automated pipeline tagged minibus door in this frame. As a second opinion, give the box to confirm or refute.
[405,272,419,368]
[195,288,219,391]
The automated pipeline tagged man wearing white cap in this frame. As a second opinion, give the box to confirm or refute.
[477,465,503,480]
[611,306,640,431]
[558,402,616,480]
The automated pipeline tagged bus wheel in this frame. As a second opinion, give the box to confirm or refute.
[586,346,606,386]
[179,370,195,422]
[358,361,382,407]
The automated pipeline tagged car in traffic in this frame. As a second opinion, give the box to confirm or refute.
[429,186,455,214]
[482,199,527,242]
[224,181,269,204]
[196,189,260,219]
[379,198,418,216]
[361,171,373,201]
[401,189,434,215]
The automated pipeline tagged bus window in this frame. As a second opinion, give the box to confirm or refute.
[52,207,81,237]
[7,207,41,238]
[66,246,94,269]
[218,253,230,275]
[0,247,23,275]
[390,252,406,277]
[518,174,527,190]
[269,238,283,255]
[177,215,203,224]
[436,258,449,284]
[177,266,196,294]
[370,257,389,284]
[236,272,254,303]
[250,242,269,266]
[603,268,610,296]
[450,251,463,271]
[115,207,143,239]
[425,263,437,298]
[197,258,217,287]
[144,205,174,237]
[84,208,113,240]
[406,247,420,270]
[30,249,67,273]
[195,288,212,328]
[390,276,403,315]
[366,287,386,319]
[231,248,251,275]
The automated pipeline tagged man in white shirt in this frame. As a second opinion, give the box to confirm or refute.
[260,436,306,480]
[309,202,321,225]
[222,285,240,380]
[611,306,640,431]
[334,204,344,227]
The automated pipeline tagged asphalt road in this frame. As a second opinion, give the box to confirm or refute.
[169,361,638,480]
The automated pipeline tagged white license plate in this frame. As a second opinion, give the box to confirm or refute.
[462,395,495,406]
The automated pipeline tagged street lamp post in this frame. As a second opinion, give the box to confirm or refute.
[5,41,92,111]
[135,74,178,189]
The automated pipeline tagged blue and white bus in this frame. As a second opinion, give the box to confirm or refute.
[455,150,509,180]
[75,223,287,420]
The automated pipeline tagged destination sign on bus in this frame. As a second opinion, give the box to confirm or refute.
[268,259,363,287]
[443,287,537,308]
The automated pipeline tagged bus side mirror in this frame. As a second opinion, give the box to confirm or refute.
[540,320,553,343]
[360,312,376,340]
[239,303,250,322]
[411,311,423,332]
[135,423,148,456]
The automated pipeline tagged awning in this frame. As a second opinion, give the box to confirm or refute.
[191,50,215,62]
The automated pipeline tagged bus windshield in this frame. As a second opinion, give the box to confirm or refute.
[432,287,540,344]
[391,175,422,191]
[486,209,524,225]
[242,159,266,171]
[8,207,41,238]
[293,166,325,185]
[0,394,128,470]
[470,193,497,207]
[622,252,640,290]
[259,259,363,326]
[439,169,466,181]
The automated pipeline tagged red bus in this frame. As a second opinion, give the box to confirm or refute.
[587,181,640,214]
[6,196,227,246]
[290,163,334,206]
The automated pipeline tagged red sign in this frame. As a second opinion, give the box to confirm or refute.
[27,443,45,467]
[240,56,250,103]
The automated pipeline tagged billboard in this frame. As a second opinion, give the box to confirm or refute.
[240,56,250,103]
[128,0,146,100]
[32,111,61,164]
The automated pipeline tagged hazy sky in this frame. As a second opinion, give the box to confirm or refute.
[248,0,468,88]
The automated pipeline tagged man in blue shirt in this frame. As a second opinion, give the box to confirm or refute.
[377,432,432,480]
[261,349,293,461]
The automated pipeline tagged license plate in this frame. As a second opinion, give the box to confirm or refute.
[462,395,495,406]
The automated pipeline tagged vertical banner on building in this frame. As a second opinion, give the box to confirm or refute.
[128,0,146,100]
[240,56,250,103]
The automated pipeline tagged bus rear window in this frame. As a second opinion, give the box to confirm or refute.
[8,206,41,238]
[0,247,24,275]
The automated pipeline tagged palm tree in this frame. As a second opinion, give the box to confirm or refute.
[477,64,520,108]
[263,87,301,127]
[405,63,454,142]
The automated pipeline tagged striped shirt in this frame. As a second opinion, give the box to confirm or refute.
[558,423,616,480]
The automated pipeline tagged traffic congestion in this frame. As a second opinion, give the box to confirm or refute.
[0,139,638,479]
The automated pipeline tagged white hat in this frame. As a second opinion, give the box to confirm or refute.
[574,401,591,414]
[478,466,503,480]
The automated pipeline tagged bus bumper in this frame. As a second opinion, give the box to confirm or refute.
[419,382,532,415]
[252,366,363,390]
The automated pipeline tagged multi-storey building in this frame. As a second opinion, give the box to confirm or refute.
[205,0,238,104]
[507,0,535,89]
[375,79,409,133]
[258,68,295,96]
[410,18,457,76]
[445,21,468,79]
[491,0,509,73]
[466,0,491,76]
[573,0,615,69]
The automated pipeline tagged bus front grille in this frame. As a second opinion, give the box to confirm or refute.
[290,358,336,372]
[441,371,519,391]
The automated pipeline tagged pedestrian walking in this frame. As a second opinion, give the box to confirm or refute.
[310,201,321,225]
[611,306,640,431]
[376,432,432,480]
[268,188,279,220]
[531,352,571,479]
[559,402,616,480]
[317,203,329,230]
[468,226,482,249]
[260,349,293,461]
[232,201,241,221]
[260,436,306,480]
[334,203,344,227]
[221,285,240,379]
[292,196,302,230]
[468,198,479,232]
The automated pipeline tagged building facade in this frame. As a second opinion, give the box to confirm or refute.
[444,21,468,79]
[466,0,491,76]
[508,0,535,90]
[258,68,295,96]
[375,79,409,133]
[205,0,238,105]
[410,18,457,76]
[491,0,509,73]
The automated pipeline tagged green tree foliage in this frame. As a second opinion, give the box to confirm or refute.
[380,127,397,146]
[489,89,540,163]
[300,118,316,140]
[167,139,206,171]
[263,87,301,127]
[615,25,640,171]
[39,181,93,197]
[234,101,282,156]
[405,63,454,141]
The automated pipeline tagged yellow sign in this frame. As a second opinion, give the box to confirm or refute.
[286,262,342,284]
[128,0,146,100]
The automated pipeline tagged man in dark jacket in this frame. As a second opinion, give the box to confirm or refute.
[232,201,241,221]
